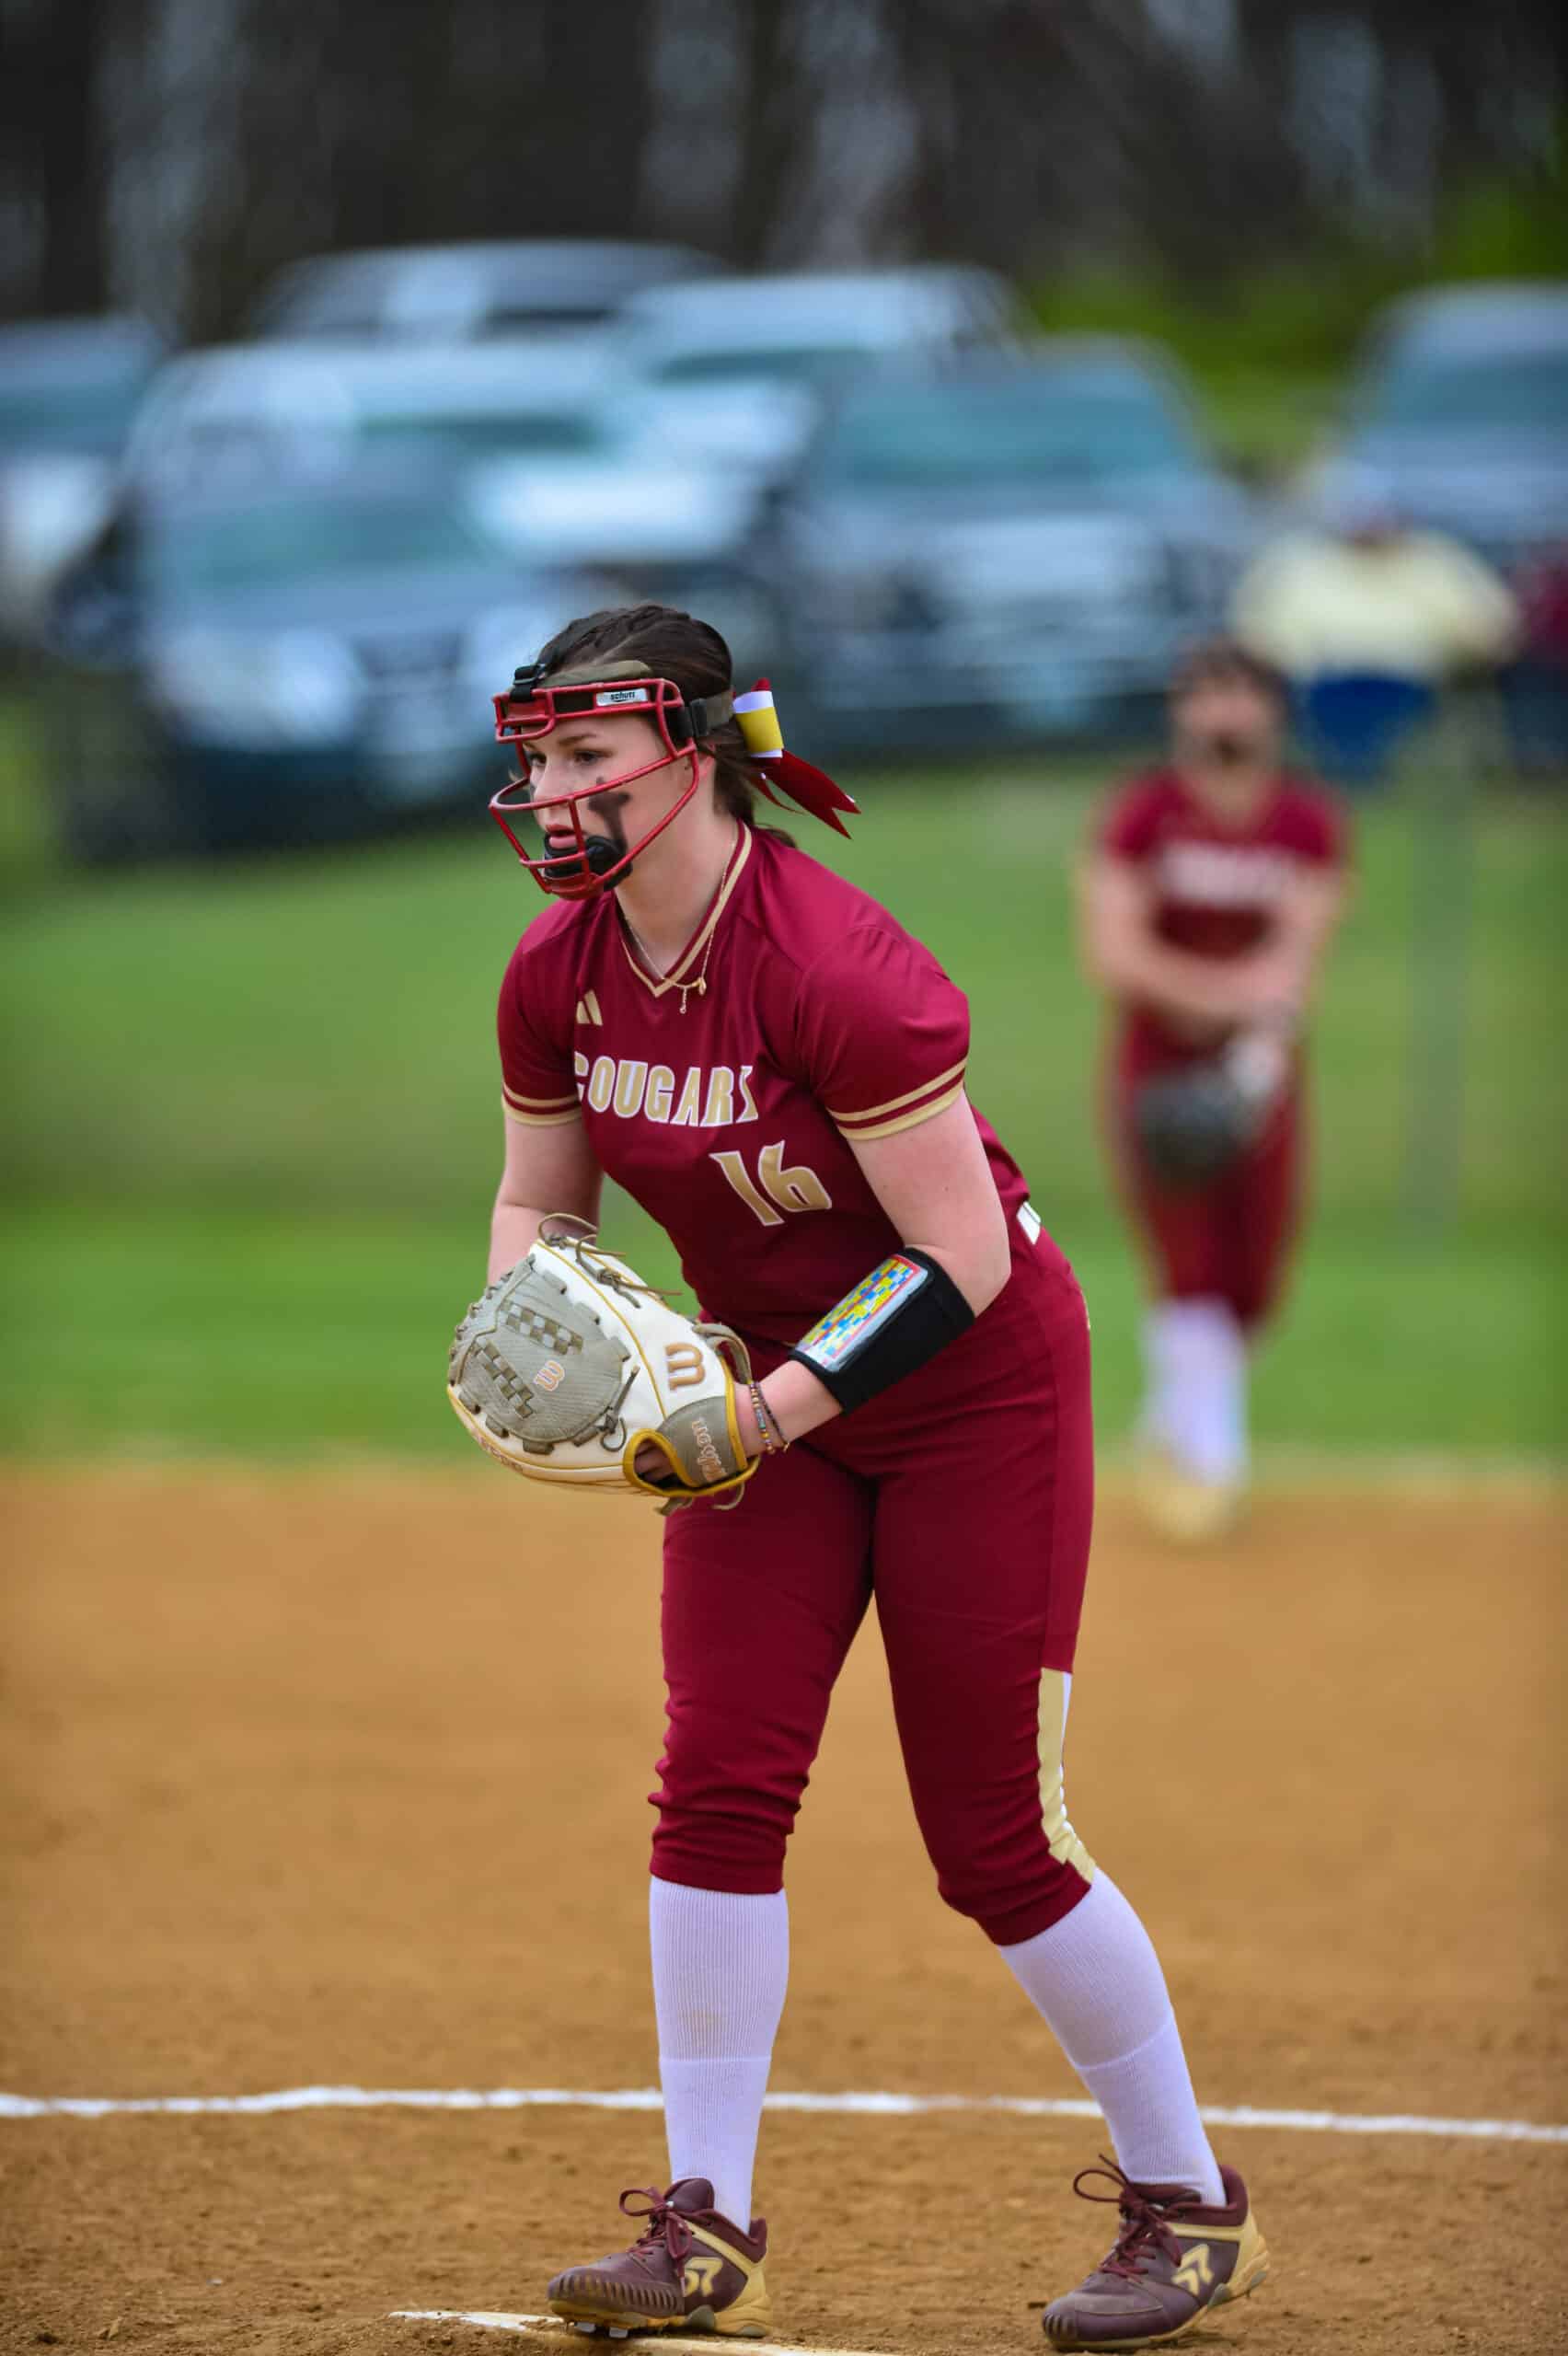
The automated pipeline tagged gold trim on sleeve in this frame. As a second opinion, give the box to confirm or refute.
[503,1082,580,1112]
[835,1078,966,1143]
[502,1095,582,1128]
[828,1057,967,1127]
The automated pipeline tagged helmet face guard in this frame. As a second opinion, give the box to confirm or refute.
[490,664,730,900]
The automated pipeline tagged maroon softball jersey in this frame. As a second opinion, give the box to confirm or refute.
[1098,767,1350,1324]
[497,821,1048,1341]
[496,821,1096,1945]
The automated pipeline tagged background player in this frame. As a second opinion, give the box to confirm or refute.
[1078,640,1350,1540]
[484,601,1268,2349]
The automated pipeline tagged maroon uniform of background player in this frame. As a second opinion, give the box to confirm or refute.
[487,603,1269,2350]
[1081,641,1350,1536]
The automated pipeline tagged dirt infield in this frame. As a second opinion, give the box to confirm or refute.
[3,1466,1564,2356]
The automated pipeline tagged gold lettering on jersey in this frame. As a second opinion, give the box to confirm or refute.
[759,1139,832,1212]
[664,1341,705,1391]
[701,1068,735,1127]
[613,1058,649,1119]
[710,1149,785,1227]
[712,1142,832,1227]
[572,1057,768,1129]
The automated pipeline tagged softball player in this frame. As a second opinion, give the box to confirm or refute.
[485,603,1268,2349]
[1080,641,1350,1540]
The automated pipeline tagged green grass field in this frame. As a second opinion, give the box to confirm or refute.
[2,744,1564,1463]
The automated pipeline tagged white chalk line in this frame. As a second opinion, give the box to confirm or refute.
[392,2314,882,2355]
[1,2084,1563,2143]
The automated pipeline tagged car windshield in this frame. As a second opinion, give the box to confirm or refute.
[819,378,1193,490]
[1363,348,1568,433]
[0,376,148,456]
[360,409,610,458]
[654,344,877,388]
[146,493,491,597]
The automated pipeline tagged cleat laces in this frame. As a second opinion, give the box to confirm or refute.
[617,2186,696,2266]
[1070,2155,1202,2282]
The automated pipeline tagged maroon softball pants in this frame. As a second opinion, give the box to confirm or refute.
[1113,1040,1306,1331]
[651,1246,1096,1947]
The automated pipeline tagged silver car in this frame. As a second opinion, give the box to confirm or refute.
[248,238,722,343]
[1305,282,1568,568]
[773,344,1255,745]
[612,265,1020,486]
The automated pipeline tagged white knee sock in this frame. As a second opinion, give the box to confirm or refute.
[1142,1298,1248,1483]
[650,1877,789,2229]
[998,1872,1223,2203]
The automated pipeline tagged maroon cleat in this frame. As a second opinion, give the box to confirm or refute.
[1042,2156,1268,2350]
[547,2176,772,2339]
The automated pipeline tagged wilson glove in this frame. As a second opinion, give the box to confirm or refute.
[447,1220,756,1511]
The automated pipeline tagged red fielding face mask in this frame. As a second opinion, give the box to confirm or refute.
[490,670,709,900]
[490,664,860,900]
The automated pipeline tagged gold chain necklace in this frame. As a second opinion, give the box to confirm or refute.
[624,912,717,1014]
[621,827,737,1015]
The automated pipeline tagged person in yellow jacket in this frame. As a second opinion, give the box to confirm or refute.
[1231,468,1518,785]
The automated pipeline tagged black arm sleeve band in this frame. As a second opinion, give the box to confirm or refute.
[787,1249,976,1414]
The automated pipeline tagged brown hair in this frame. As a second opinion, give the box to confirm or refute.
[536,602,787,832]
[1169,635,1289,714]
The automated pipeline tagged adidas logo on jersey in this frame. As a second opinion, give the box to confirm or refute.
[574,990,605,1027]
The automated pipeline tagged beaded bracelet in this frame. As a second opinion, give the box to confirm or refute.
[748,1380,790,1456]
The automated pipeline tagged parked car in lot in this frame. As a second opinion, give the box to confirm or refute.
[611,265,1020,484]
[121,340,614,498]
[41,458,580,859]
[118,340,778,674]
[0,315,165,639]
[1302,282,1568,569]
[770,343,1255,745]
[247,238,722,342]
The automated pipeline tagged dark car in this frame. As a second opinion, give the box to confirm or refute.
[1308,282,1568,569]
[42,459,582,859]
[770,343,1256,746]
[0,314,165,638]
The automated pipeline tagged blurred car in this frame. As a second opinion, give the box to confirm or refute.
[1305,282,1568,568]
[121,340,615,498]
[247,238,722,342]
[118,339,776,670]
[0,315,165,639]
[611,265,1020,483]
[770,343,1255,744]
[41,457,579,859]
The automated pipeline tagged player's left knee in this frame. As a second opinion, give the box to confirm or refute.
[927,1734,1098,1946]
[939,1846,1094,1946]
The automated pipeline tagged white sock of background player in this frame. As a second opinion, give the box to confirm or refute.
[1142,1296,1248,1483]
[650,1877,788,2229]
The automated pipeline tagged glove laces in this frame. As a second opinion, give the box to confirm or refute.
[1071,2155,1204,2281]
